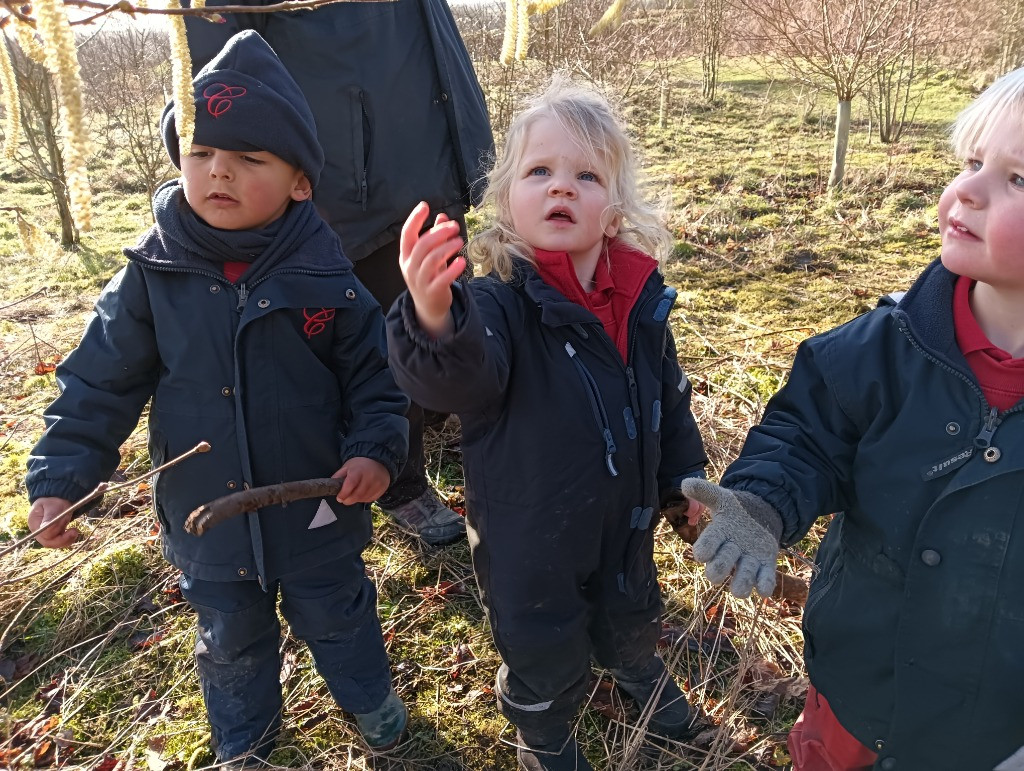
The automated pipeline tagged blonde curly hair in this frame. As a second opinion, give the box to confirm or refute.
[469,74,672,281]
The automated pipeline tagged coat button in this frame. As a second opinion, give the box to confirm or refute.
[210,284,221,294]
[221,386,232,396]
[237,568,247,577]
[921,549,941,566]
[880,758,897,770]
[226,481,236,490]
[243,481,250,490]
[257,298,270,308]
[875,739,885,750]
[441,91,449,101]
[945,421,959,435]
[983,447,1001,462]
[345,288,356,300]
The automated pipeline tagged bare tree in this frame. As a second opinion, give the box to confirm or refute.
[996,0,1024,74]
[78,25,174,218]
[737,0,922,190]
[698,0,726,101]
[2,36,79,247]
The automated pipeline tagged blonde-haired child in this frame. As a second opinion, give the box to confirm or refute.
[386,76,708,770]
[680,66,1024,770]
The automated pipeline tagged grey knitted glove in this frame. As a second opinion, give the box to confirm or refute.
[996,746,1024,771]
[679,478,783,599]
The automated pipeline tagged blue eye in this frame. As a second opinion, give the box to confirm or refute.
[964,158,982,172]
[529,167,549,177]
[578,171,598,182]
[1012,174,1024,188]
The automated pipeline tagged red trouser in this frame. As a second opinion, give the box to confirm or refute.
[788,685,878,771]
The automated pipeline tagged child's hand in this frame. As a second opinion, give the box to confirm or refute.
[399,201,465,338]
[680,495,706,526]
[332,458,390,505]
[28,497,80,548]
[679,478,783,599]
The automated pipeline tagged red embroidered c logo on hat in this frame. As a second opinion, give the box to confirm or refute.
[203,83,248,117]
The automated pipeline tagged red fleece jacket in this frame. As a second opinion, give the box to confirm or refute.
[533,239,658,362]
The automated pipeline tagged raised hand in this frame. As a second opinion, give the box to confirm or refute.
[398,201,466,338]
[679,478,783,599]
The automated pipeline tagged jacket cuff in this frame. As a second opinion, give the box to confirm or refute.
[342,441,404,483]
[28,478,92,504]
[397,282,469,350]
[661,469,707,506]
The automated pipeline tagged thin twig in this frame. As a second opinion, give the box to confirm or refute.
[0,441,210,559]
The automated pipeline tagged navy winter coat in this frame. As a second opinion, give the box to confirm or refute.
[184,0,494,261]
[723,260,1024,770]
[386,259,706,605]
[27,212,408,585]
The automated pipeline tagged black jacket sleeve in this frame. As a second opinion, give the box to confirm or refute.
[332,285,410,480]
[27,264,159,502]
[385,280,516,416]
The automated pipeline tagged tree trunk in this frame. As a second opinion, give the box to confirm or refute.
[828,99,852,191]
[659,79,670,128]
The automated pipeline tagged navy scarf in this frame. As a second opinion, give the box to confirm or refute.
[152,179,322,285]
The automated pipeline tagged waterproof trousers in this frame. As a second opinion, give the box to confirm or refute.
[180,553,392,762]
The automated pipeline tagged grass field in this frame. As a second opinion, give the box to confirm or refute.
[0,58,968,770]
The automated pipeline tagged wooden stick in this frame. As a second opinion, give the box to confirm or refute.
[185,477,344,536]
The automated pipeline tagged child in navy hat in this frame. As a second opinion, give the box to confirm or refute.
[26,30,409,765]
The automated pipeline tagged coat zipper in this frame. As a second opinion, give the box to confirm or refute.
[564,341,619,476]
[896,316,1023,447]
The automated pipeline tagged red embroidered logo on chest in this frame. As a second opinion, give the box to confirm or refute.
[303,308,335,338]
[203,83,247,117]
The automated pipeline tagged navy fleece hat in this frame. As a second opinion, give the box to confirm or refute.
[161,30,324,187]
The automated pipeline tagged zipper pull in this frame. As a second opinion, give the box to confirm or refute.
[603,428,619,476]
[625,366,641,416]
[236,283,249,312]
[974,406,1000,448]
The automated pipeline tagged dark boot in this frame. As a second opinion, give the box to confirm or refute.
[516,732,594,771]
[611,656,699,740]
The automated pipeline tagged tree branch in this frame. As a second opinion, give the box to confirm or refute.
[185,477,345,536]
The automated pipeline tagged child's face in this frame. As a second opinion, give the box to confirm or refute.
[181,146,311,230]
[939,114,1024,292]
[507,116,620,267]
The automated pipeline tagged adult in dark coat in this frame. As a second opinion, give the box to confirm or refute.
[185,0,495,546]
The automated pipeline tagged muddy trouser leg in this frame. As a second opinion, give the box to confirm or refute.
[490,601,592,747]
[179,574,282,763]
[280,553,393,714]
[589,567,694,733]
[589,566,663,677]
[496,662,591,748]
